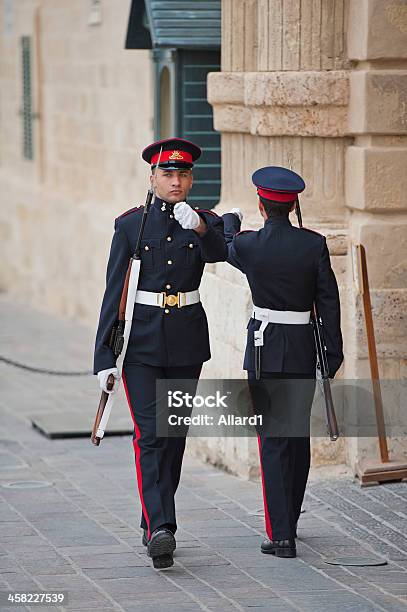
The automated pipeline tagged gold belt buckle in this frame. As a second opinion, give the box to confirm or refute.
[160,292,184,308]
[166,293,179,307]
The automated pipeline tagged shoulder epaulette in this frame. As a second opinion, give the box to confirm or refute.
[116,205,144,220]
[194,208,219,217]
[236,230,254,236]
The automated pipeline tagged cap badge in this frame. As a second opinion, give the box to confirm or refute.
[169,150,184,160]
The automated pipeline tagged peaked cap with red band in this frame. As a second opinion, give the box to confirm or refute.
[142,137,201,170]
[252,166,305,203]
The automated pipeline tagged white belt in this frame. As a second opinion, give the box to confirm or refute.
[252,306,311,326]
[135,289,200,309]
[252,306,311,348]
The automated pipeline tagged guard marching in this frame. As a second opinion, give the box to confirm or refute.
[223,166,343,558]
[93,138,227,568]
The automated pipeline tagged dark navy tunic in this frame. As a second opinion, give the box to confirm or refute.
[222,213,343,377]
[94,198,227,373]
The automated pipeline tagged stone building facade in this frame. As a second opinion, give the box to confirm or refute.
[1,0,406,477]
[0,0,153,323]
[193,0,407,476]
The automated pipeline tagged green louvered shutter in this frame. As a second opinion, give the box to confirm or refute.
[178,50,220,210]
[20,36,34,160]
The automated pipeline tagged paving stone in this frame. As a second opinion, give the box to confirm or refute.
[19,558,76,576]
[274,590,384,610]
[72,552,149,569]
[83,565,154,580]
[61,544,130,556]
[1,296,407,611]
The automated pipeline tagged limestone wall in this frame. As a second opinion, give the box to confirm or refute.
[194,0,407,477]
[345,0,407,467]
[0,0,153,327]
[1,0,406,478]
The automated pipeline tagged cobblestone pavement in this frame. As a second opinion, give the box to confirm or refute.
[0,295,407,611]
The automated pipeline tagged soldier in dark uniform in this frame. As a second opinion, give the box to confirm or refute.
[222,166,343,558]
[93,138,227,569]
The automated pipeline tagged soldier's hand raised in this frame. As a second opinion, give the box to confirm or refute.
[228,208,243,222]
[174,201,200,230]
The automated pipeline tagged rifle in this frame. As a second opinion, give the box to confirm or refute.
[90,246,141,446]
[295,197,339,441]
[91,374,115,446]
[311,304,339,441]
[91,147,163,445]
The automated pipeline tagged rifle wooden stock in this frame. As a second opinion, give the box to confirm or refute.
[91,263,131,447]
[119,261,132,321]
[91,374,115,446]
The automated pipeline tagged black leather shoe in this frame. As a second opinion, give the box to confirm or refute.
[261,538,296,558]
[147,528,176,569]
[142,527,177,549]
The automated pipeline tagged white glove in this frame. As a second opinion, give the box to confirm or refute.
[228,208,243,222]
[174,201,200,230]
[97,367,120,394]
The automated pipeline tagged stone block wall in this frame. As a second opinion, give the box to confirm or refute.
[1,0,406,478]
[195,0,407,477]
[0,0,153,326]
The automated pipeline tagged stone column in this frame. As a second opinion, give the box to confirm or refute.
[209,0,351,226]
[345,0,407,466]
[192,0,353,477]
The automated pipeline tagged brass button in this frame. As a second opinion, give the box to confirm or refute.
[188,243,194,249]
[164,308,170,314]
[166,284,171,290]
[144,245,149,251]
[167,259,172,265]
[166,236,172,242]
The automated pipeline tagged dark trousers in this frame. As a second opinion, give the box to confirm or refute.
[248,371,315,541]
[122,362,202,538]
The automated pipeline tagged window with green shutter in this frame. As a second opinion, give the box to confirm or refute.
[20,36,34,160]
[177,50,221,209]
[126,1,222,208]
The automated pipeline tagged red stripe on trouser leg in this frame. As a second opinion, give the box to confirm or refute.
[257,435,273,540]
[122,372,151,539]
